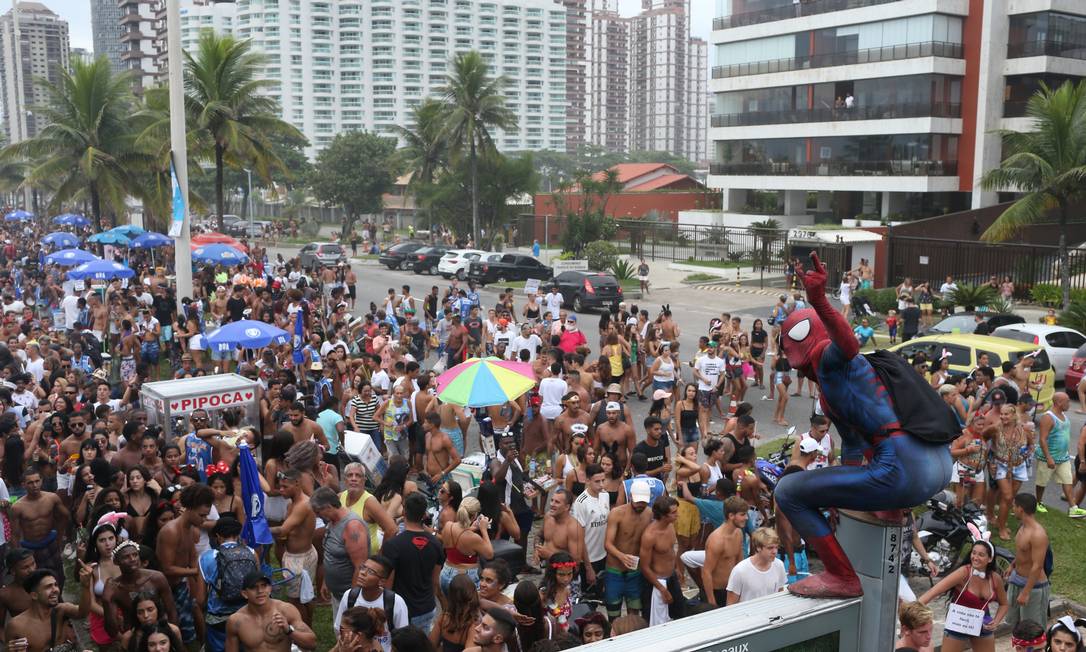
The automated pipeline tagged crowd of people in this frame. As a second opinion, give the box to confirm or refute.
[0,214,1080,652]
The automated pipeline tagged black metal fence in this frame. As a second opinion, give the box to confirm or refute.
[516,214,795,276]
[887,235,1086,296]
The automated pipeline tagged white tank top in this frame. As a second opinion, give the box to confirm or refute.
[653,357,676,382]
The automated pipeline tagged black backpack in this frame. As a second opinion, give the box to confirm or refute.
[345,587,397,629]
[215,544,258,608]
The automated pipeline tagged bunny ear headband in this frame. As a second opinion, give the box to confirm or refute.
[1049,616,1086,643]
[966,523,994,559]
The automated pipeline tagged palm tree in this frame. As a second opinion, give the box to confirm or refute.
[750,218,783,272]
[1,57,142,230]
[183,32,302,232]
[981,80,1086,308]
[440,51,518,245]
[395,98,448,225]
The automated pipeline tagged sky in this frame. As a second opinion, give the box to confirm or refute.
[62,0,713,55]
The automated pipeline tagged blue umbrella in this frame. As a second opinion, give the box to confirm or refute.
[192,243,250,266]
[129,231,171,249]
[87,230,131,246]
[44,248,100,266]
[4,209,32,222]
[109,224,146,236]
[53,213,90,227]
[67,259,134,281]
[41,232,80,249]
[206,319,289,352]
[238,441,273,546]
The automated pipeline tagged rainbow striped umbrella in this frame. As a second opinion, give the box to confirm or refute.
[434,357,537,407]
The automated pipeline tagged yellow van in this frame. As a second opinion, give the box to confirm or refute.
[886,334,1056,409]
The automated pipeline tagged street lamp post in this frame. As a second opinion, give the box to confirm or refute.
[245,168,253,236]
[166,0,193,304]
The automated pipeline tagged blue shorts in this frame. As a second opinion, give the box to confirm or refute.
[604,567,642,613]
[653,379,675,392]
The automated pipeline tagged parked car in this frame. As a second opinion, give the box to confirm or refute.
[554,270,623,312]
[468,253,552,285]
[888,333,1056,408]
[410,245,452,275]
[298,242,347,269]
[1064,343,1086,390]
[922,312,1025,336]
[378,241,425,270]
[231,220,273,238]
[991,324,1086,382]
[437,249,486,280]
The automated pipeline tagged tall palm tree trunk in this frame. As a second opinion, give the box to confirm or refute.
[1060,200,1071,309]
[215,143,226,232]
[90,183,103,232]
[470,137,478,247]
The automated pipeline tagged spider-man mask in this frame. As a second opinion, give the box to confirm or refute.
[780,308,829,373]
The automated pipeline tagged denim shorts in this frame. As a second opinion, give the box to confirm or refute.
[440,564,480,594]
[653,379,675,392]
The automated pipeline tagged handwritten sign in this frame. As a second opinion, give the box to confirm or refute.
[524,278,541,295]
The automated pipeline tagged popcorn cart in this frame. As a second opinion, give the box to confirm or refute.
[140,374,262,440]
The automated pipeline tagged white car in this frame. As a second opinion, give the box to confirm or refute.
[437,249,486,280]
[991,323,1086,382]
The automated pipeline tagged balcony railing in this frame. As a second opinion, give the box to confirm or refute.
[1007,39,1086,61]
[712,41,963,79]
[713,0,900,30]
[709,159,959,176]
[710,101,961,127]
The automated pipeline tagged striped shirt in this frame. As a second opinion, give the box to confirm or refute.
[349,395,379,432]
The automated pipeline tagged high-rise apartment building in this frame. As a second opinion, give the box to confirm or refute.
[708,0,1086,221]
[0,1,69,141]
[559,0,587,154]
[90,0,126,74]
[624,0,707,163]
[118,0,162,93]
[154,0,235,77]
[584,0,628,153]
[204,0,568,158]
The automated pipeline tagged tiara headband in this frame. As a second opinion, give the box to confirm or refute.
[111,540,140,561]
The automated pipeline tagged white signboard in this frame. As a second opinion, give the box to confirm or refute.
[168,388,257,414]
[552,259,589,273]
[919,256,929,265]
[524,278,541,295]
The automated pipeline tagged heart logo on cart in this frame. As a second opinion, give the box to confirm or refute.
[170,401,179,411]
[244,391,253,400]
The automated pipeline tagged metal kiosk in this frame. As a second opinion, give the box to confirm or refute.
[140,374,262,440]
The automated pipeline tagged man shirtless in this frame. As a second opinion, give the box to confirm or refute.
[446,315,468,368]
[0,549,36,626]
[210,286,229,326]
[102,540,178,637]
[537,489,593,584]
[283,401,329,449]
[1006,493,1051,628]
[659,309,681,342]
[602,479,652,620]
[271,469,318,627]
[423,412,461,489]
[703,497,749,608]
[158,483,213,645]
[225,572,316,652]
[4,568,89,652]
[10,469,68,590]
[411,376,437,470]
[594,403,636,472]
[485,399,522,442]
[438,400,471,458]
[90,294,109,342]
[640,495,681,626]
[554,393,593,457]
[57,411,89,461]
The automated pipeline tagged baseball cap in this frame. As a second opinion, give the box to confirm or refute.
[799,438,822,454]
[606,383,622,395]
[652,389,672,401]
[242,571,271,590]
[630,480,651,504]
[605,401,621,412]
[566,315,577,322]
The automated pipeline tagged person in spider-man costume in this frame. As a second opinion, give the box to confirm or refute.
[775,253,953,598]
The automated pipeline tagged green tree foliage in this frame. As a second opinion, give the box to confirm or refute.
[981,80,1086,308]
[183,32,302,231]
[308,131,398,237]
[2,57,145,230]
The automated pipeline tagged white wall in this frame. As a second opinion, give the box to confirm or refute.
[678,210,814,227]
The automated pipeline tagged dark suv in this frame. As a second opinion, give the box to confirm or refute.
[378,241,425,270]
[467,254,552,285]
[553,270,623,312]
[410,245,452,275]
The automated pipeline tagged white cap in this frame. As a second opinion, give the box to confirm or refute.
[799,438,822,455]
[606,401,622,412]
[630,479,651,504]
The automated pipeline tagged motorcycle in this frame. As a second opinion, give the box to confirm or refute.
[913,491,1014,577]
[755,426,796,492]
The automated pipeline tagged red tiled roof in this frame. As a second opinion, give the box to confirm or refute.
[591,163,677,184]
[627,174,697,191]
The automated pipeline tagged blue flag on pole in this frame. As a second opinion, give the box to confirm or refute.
[291,306,305,365]
[168,153,185,239]
[238,442,273,546]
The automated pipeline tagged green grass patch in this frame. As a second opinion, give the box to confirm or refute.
[683,273,725,283]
